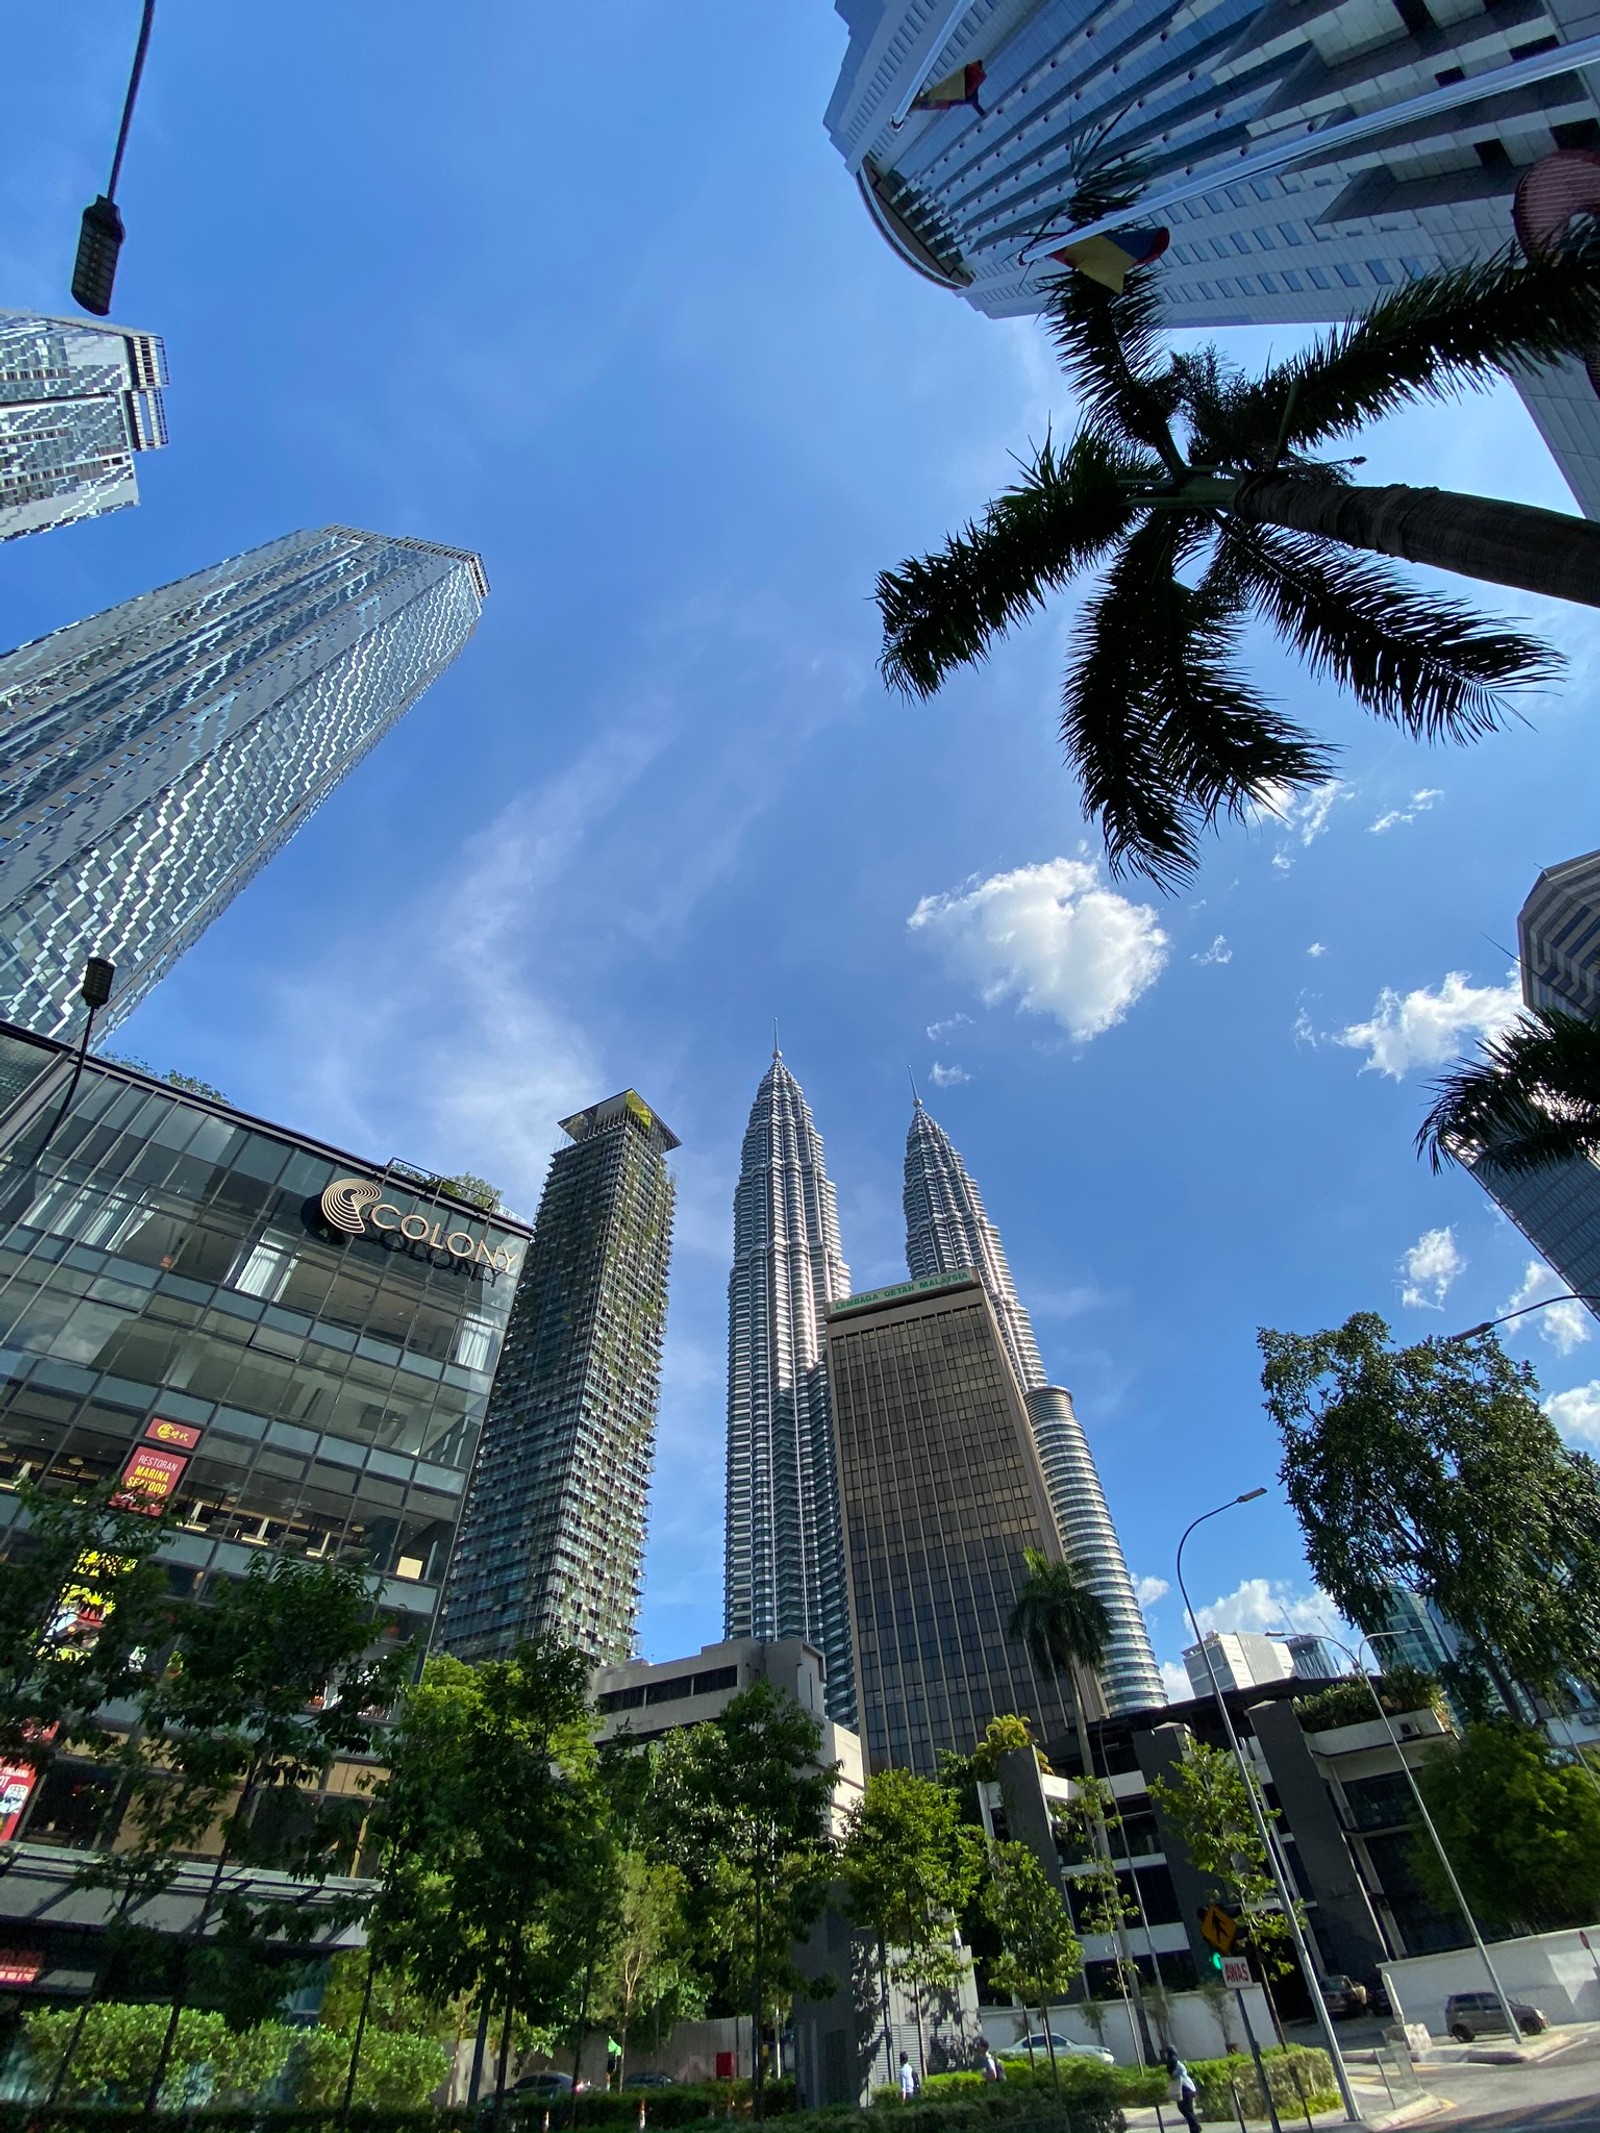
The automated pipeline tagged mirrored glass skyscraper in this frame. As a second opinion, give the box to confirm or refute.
[724,1050,857,1723]
[904,1098,1164,1714]
[0,524,487,1039]
[0,311,168,544]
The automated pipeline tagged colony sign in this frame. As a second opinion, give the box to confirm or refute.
[320,1177,519,1274]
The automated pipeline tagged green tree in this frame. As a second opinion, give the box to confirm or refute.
[1419,1007,1600,1178]
[1007,1551,1109,1773]
[642,1679,837,2117]
[1050,1776,1140,2006]
[373,1639,618,2121]
[874,245,1600,887]
[981,1841,1083,2086]
[426,1172,504,1212]
[839,1766,984,2081]
[594,1852,701,2080]
[1149,1736,1299,1987]
[1260,1311,1600,1709]
[1413,1721,1600,1934]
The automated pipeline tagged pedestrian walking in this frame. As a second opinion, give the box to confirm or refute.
[898,2051,919,2102]
[977,2038,1003,2082]
[1164,2046,1201,2133]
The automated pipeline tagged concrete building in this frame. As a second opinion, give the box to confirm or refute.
[825,1269,1093,1775]
[825,2,1600,512]
[438,1092,677,1666]
[1182,1629,1295,1697]
[903,1100,1163,1715]
[0,311,167,543]
[1287,1632,1346,1681]
[0,524,486,1040]
[724,1050,857,1724]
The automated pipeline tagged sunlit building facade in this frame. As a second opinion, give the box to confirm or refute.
[903,1099,1164,1714]
[0,311,168,544]
[0,524,487,1040]
[826,0,1600,512]
[439,1092,678,1666]
[724,1051,857,1724]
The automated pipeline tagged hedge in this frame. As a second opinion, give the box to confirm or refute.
[560,2082,798,2127]
[1187,2046,1338,2123]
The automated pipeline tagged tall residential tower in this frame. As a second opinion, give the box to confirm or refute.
[826,2,1600,512]
[903,1099,1164,1714]
[725,1051,857,1723]
[0,312,168,543]
[438,1092,678,1664]
[0,524,486,1038]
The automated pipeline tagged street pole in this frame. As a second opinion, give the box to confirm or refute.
[1176,1494,1364,2126]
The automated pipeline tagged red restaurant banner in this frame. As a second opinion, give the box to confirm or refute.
[112,1443,188,1512]
[144,1416,203,1451]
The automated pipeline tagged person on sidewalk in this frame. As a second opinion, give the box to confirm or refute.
[977,2038,1003,2082]
[1164,2045,1202,2133]
[899,2052,919,2102]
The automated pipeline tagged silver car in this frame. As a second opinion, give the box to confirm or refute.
[1444,1991,1547,2041]
[998,2032,1117,2067]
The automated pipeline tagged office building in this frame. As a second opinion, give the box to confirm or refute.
[438,1092,677,1666]
[0,311,168,544]
[0,1019,527,1649]
[724,1049,856,1724]
[1287,1631,1345,1681]
[1182,1629,1295,1697]
[825,2,1600,512]
[825,1269,1092,1774]
[903,1099,1163,1714]
[0,524,487,1040]
[1466,845,1600,1324]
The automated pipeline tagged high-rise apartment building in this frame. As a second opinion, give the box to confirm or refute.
[825,1270,1093,1774]
[0,312,168,543]
[724,1050,857,1724]
[0,525,486,1040]
[1182,1629,1295,1697]
[1466,845,1600,1320]
[825,1,1600,511]
[438,1092,677,1666]
[903,1099,1163,1714]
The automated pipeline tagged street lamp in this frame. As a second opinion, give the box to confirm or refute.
[37,958,116,1158]
[1272,1623,1526,2049]
[72,0,156,315]
[1176,1492,1364,2126]
[1445,1294,1600,1342]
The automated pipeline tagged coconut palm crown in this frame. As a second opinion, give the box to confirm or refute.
[1419,1007,1600,1173]
[1008,1548,1110,1682]
[878,242,1600,887]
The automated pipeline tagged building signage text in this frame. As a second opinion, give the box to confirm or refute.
[319,1178,519,1275]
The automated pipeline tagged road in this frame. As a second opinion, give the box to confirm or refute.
[1419,2033,1600,2133]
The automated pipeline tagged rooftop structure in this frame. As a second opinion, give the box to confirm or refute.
[0,311,167,543]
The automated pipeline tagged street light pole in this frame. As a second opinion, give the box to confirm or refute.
[1280,1625,1526,2050]
[1176,1494,1364,2126]
[72,0,156,315]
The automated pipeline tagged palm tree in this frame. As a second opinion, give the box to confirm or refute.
[878,243,1600,887]
[1419,1007,1600,1172]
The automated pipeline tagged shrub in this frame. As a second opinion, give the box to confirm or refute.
[1188,2045,1337,2122]
[22,2004,299,2108]
[291,2025,452,2108]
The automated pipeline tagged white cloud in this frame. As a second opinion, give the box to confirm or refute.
[1546,1380,1600,1446]
[1192,934,1232,967]
[1255,779,1350,868]
[1336,969,1522,1079]
[1504,1260,1592,1356]
[929,1061,970,1087]
[1307,942,1327,958]
[926,1013,972,1041]
[1196,1576,1346,1643]
[1271,851,1292,873]
[1399,1226,1466,1311]
[1136,1576,1169,1608]
[1369,787,1443,835]
[1292,1003,1321,1048]
[1160,1661,1192,1702]
[908,857,1168,1042]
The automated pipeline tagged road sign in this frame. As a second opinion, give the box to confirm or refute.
[1221,1956,1252,1990]
[1198,1903,1239,1954]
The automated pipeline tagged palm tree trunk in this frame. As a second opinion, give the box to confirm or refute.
[1224,472,1600,608]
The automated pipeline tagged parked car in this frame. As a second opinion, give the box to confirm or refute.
[1444,1991,1548,2041]
[997,2033,1117,2067]
[621,2073,676,2089]
[1321,1975,1370,2018]
[514,2072,579,2096]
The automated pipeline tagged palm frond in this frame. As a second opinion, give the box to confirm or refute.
[877,428,1151,697]
[1229,237,1600,456]
[1213,522,1560,741]
[1043,270,1185,473]
[1418,1009,1600,1173]
[1063,515,1337,886]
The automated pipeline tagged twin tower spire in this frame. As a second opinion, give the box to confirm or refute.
[724,1050,1163,1730]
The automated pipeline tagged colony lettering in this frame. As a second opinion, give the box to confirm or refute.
[320,1177,520,1274]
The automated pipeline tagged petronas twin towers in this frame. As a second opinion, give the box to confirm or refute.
[723,1050,1163,1732]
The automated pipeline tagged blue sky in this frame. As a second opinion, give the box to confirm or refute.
[8,4,1600,1699]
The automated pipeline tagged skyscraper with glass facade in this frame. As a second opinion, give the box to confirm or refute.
[0,311,168,544]
[826,0,1600,512]
[826,1270,1090,1773]
[724,1050,857,1724]
[438,1091,678,1666]
[903,1099,1164,1713]
[0,524,487,1041]
[1466,844,1600,1322]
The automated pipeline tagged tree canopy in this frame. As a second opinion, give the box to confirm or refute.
[1413,1721,1600,1933]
